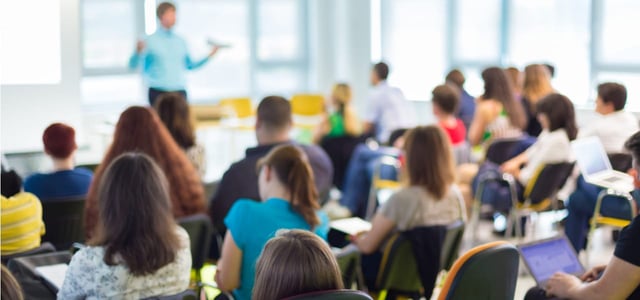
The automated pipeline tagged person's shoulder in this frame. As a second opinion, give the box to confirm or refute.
[230,198,260,212]
[1,192,40,206]
[24,172,45,185]
[72,167,94,177]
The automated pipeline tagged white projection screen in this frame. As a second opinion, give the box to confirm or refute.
[0,0,62,85]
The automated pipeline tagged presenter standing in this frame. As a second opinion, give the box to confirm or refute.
[129,2,219,106]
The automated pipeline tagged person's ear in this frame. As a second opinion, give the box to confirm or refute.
[264,165,272,182]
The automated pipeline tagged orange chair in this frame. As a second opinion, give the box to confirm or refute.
[438,241,519,300]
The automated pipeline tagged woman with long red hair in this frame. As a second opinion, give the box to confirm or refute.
[84,106,205,237]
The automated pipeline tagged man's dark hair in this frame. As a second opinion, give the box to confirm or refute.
[1,168,22,198]
[432,84,460,115]
[597,82,627,111]
[257,96,292,131]
[625,131,640,172]
[156,2,176,19]
[445,69,465,88]
[373,62,389,81]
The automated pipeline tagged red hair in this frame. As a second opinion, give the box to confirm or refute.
[84,106,205,237]
[43,123,77,159]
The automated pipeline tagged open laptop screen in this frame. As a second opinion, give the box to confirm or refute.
[519,236,584,286]
[572,137,610,176]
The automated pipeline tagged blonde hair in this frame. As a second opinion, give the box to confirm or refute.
[331,83,352,113]
[403,126,456,199]
[522,64,553,108]
[253,230,343,300]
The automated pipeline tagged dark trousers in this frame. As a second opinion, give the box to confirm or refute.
[148,88,187,107]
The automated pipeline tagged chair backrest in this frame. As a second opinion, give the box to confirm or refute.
[319,135,363,190]
[608,153,633,172]
[378,225,451,299]
[524,162,575,207]
[41,197,86,250]
[141,289,198,300]
[284,289,373,300]
[440,220,465,271]
[365,156,401,220]
[334,245,361,289]
[1,242,56,265]
[291,94,324,116]
[7,251,72,298]
[178,214,214,270]
[375,233,422,294]
[485,138,525,165]
[219,97,253,118]
[438,241,519,300]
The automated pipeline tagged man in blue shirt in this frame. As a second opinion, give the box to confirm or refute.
[129,2,219,106]
[24,123,93,201]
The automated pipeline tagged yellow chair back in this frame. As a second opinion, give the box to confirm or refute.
[219,97,253,118]
[291,94,324,116]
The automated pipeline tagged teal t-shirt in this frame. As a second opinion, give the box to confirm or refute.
[224,198,329,300]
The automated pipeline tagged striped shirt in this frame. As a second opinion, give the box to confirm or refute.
[1,193,45,255]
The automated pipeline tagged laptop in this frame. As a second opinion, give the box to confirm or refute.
[518,236,585,287]
[571,136,634,192]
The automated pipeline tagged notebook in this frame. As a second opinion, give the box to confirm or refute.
[35,263,68,290]
[329,217,372,236]
[518,236,585,286]
[571,136,634,192]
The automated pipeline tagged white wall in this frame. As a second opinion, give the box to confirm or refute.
[1,0,83,153]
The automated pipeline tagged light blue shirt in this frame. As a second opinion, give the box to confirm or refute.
[364,81,416,143]
[129,28,209,91]
[224,198,329,300]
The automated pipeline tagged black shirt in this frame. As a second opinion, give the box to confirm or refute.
[208,141,333,232]
[614,215,640,299]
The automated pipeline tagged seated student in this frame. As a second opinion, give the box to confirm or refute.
[529,131,640,300]
[313,83,361,143]
[352,126,466,290]
[210,96,333,233]
[472,93,576,217]
[24,123,93,200]
[253,229,344,300]
[1,170,45,256]
[445,69,476,133]
[84,106,205,238]
[521,64,554,137]
[338,129,406,218]
[58,153,191,299]
[431,84,466,147]
[154,93,207,179]
[215,145,329,300]
[362,62,416,144]
[565,82,639,252]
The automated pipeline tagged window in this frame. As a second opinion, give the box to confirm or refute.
[380,0,447,101]
[509,0,591,106]
[82,0,138,71]
[454,0,501,62]
[376,0,640,111]
[80,0,310,104]
[599,0,640,64]
[174,0,251,100]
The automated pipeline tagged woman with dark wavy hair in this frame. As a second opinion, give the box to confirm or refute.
[468,66,526,146]
[58,153,191,299]
[154,93,206,178]
[84,106,205,237]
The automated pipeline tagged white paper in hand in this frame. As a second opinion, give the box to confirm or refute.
[330,217,372,235]
[35,263,68,289]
